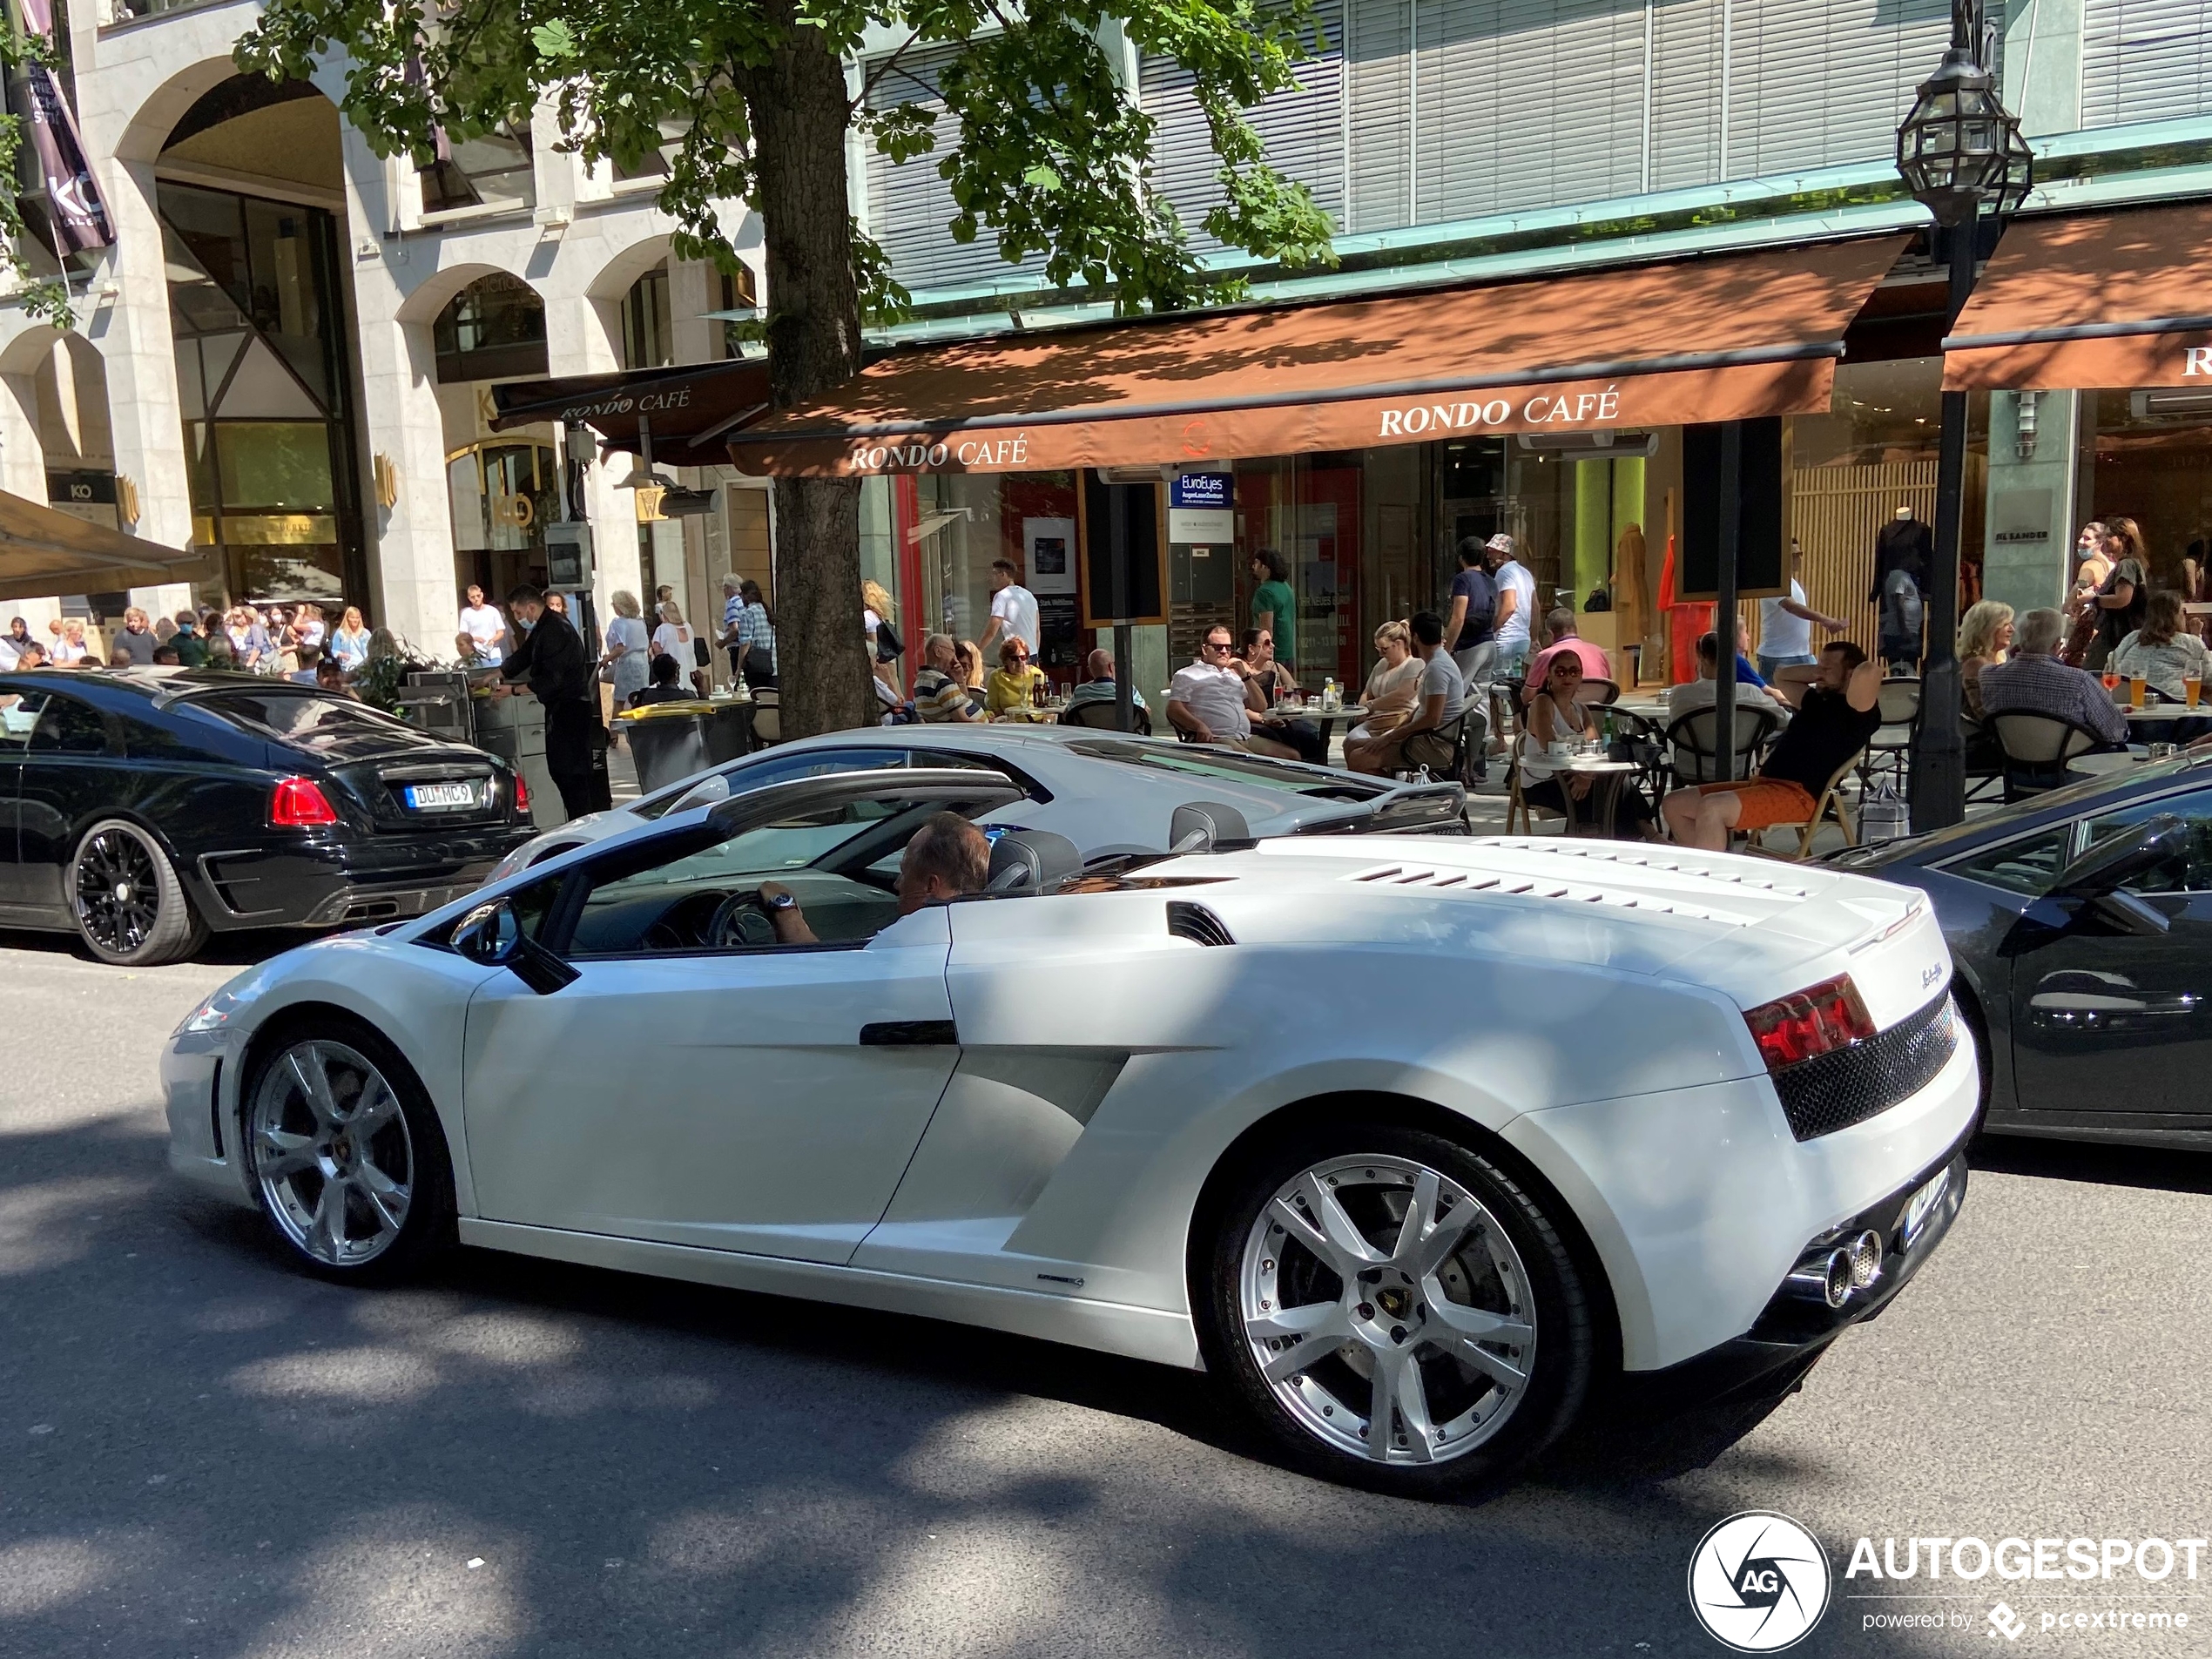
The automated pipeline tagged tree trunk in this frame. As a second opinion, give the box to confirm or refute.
[741,9,873,739]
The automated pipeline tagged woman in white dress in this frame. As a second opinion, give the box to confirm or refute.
[651,600,706,696]
[603,590,652,712]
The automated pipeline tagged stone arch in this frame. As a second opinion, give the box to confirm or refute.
[393,260,543,327]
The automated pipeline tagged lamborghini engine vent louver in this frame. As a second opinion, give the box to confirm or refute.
[1166,900,1236,948]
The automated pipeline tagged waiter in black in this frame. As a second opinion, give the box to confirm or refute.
[501,584,598,819]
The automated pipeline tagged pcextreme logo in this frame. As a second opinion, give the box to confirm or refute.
[1688,1512,1833,1652]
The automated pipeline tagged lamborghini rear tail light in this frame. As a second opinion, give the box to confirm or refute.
[269,776,339,828]
[1744,974,1876,1071]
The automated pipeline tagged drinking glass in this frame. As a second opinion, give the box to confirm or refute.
[2187,676,2202,710]
[2129,675,2147,709]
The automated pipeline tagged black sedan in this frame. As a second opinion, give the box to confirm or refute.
[0,668,535,966]
[1828,751,2212,1150]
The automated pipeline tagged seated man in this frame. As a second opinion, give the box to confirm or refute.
[760,811,990,945]
[913,631,985,723]
[1166,625,1299,759]
[1066,647,1150,732]
[1662,641,1880,851]
[1345,610,1467,777]
[1667,632,1795,724]
[1521,608,1615,695]
[1977,606,2128,746]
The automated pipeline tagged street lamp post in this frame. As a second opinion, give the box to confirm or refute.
[1897,0,2033,833]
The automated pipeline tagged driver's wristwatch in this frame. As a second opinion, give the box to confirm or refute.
[762,889,799,913]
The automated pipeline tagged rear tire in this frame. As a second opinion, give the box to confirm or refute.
[241,1018,456,1285]
[1196,1121,1593,1499]
[70,819,206,966]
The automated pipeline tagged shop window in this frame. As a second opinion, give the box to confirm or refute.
[434,274,549,384]
[158,179,362,607]
[421,125,536,214]
[622,265,673,371]
[719,266,759,360]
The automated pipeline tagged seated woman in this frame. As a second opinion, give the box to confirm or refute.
[2111,590,2210,704]
[984,637,1049,718]
[626,651,693,709]
[1347,620,1423,742]
[1957,599,2014,721]
[1520,653,1656,838]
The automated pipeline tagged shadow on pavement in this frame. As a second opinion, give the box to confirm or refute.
[1970,1130,2212,1195]
[0,922,316,969]
[0,1103,1954,1659]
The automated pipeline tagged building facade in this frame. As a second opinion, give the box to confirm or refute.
[845,0,2212,697]
[5,0,2209,693]
[2,0,769,657]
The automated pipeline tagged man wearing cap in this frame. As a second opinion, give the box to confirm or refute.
[1486,534,1536,682]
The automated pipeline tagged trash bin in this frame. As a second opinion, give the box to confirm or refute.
[617,700,756,796]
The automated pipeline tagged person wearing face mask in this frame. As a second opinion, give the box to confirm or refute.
[500,583,602,818]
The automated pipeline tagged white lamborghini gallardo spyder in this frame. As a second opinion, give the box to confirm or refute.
[166,765,1976,1496]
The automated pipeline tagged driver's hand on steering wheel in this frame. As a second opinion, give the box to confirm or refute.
[756,881,818,946]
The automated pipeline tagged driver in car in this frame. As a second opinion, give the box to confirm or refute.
[759,812,990,946]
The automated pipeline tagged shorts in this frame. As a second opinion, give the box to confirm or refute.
[1686,778,1817,831]
[1757,652,1815,678]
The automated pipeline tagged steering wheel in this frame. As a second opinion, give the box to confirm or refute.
[707,891,779,949]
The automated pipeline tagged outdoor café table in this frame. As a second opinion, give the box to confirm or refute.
[1269,701,1367,738]
[1557,757,1642,837]
[2123,704,2201,721]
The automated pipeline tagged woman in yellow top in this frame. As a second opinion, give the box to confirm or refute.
[984,637,1049,718]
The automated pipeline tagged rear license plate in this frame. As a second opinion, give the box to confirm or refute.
[1900,1166,1951,1251]
[403,782,476,811]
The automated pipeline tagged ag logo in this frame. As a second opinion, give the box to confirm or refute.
[1687,1512,1831,1652]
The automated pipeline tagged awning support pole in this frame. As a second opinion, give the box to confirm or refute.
[1108,475,1135,734]
[1713,421,1742,786]
[1912,220,1975,833]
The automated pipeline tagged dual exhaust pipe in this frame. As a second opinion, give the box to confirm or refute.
[1785,1229,1885,1309]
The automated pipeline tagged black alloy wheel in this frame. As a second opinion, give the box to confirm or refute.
[71,819,206,967]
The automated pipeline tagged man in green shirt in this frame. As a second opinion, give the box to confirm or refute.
[1249,549,1296,671]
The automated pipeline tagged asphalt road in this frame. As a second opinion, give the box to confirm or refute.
[4,932,2209,1659]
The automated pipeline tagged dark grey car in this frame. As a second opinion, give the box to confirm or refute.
[1826,752,2212,1150]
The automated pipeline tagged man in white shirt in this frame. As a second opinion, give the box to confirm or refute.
[1487,534,1537,679]
[1755,541,1844,680]
[979,559,1040,657]
[1167,625,1298,759]
[458,584,507,666]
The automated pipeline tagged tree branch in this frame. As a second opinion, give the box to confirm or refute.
[850,28,923,116]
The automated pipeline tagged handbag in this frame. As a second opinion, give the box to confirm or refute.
[691,632,710,669]
[874,617,904,663]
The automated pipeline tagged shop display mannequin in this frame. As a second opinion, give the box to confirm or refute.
[1871,506,1932,603]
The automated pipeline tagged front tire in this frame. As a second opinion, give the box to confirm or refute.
[241,1022,455,1283]
[1197,1123,1593,1498]
[71,819,206,966]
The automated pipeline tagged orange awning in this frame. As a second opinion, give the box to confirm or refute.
[1943,203,2212,391]
[727,238,1909,477]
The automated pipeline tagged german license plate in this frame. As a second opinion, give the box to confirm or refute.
[1900,1166,1951,1251]
[404,782,475,810]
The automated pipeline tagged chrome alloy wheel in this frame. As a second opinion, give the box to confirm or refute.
[74,826,161,956]
[249,1041,415,1268]
[1238,1156,1536,1465]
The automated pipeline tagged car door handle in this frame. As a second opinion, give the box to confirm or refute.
[859,1020,960,1046]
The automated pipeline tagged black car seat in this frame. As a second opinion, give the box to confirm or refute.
[984,828,1083,894]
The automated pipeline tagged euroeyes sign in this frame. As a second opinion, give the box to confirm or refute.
[1171,472,1232,510]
